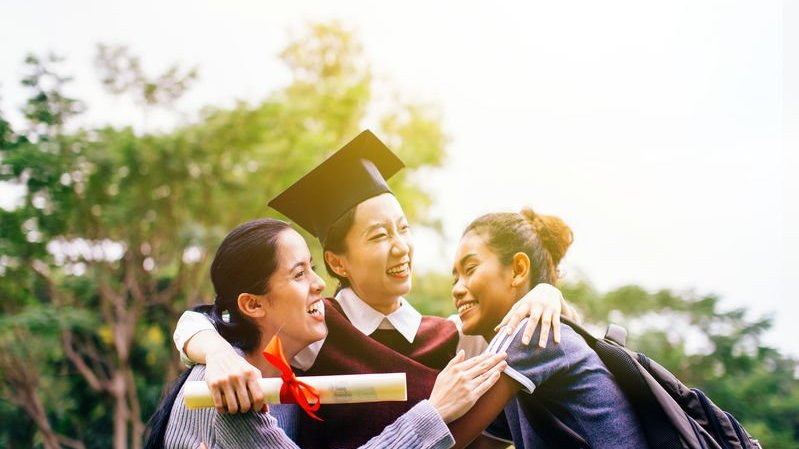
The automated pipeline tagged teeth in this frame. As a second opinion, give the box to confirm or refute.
[306,301,324,316]
[387,263,409,275]
[457,302,478,314]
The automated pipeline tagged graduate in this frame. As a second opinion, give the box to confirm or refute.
[144,218,507,449]
[448,209,649,448]
[173,131,579,448]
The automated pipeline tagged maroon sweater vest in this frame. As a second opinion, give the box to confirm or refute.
[297,298,459,449]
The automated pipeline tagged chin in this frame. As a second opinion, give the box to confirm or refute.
[460,317,480,336]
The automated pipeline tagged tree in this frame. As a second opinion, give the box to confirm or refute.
[0,23,448,449]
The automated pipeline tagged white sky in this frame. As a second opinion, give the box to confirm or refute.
[2,0,796,356]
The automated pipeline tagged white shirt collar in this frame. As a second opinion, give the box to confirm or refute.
[336,288,422,344]
[290,290,423,370]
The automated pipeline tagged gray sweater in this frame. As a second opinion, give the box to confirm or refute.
[164,365,455,449]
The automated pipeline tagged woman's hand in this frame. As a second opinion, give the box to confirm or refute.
[494,282,572,348]
[429,350,508,423]
[204,346,265,414]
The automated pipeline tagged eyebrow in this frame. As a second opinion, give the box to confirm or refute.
[289,258,312,272]
[452,253,478,275]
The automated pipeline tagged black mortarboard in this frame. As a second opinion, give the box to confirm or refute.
[268,130,405,239]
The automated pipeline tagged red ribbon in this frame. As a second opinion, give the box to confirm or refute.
[262,335,323,421]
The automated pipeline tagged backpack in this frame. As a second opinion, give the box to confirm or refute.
[519,319,762,449]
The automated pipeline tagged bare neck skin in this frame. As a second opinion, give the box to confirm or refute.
[243,331,302,378]
[350,287,401,315]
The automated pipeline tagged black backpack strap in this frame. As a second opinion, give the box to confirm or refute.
[518,392,590,449]
[561,318,686,449]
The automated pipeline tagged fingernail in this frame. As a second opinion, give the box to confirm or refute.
[522,336,530,345]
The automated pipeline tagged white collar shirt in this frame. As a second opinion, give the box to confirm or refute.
[290,288,422,370]
[336,287,422,344]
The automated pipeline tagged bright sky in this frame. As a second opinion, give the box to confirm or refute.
[2,0,796,356]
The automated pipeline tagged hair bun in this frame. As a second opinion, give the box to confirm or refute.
[520,207,573,265]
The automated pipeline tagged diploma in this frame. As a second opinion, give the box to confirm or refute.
[183,372,407,409]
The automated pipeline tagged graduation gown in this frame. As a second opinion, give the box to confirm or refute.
[297,298,460,449]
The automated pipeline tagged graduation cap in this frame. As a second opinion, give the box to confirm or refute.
[268,130,405,240]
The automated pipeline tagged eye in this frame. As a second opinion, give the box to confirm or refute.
[294,270,306,280]
[451,275,459,286]
[400,223,410,233]
[370,233,388,241]
[465,265,477,275]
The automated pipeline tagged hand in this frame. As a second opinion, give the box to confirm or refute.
[429,350,508,423]
[494,282,566,348]
[205,348,265,414]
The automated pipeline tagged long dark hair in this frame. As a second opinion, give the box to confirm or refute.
[143,218,292,449]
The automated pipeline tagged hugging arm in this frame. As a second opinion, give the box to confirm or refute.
[174,311,264,413]
[494,283,581,348]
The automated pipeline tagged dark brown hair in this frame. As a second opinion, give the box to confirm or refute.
[321,206,357,291]
[463,207,573,288]
[144,218,291,449]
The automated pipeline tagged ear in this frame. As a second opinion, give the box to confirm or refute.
[510,252,531,288]
[237,293,267,319]
[324,250,348,278]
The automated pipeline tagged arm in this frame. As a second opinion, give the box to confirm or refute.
[449,374,521,449]
[213,400,457,449]
[212,351,507,449]
[493,283,580,348]
[174,311,264,414]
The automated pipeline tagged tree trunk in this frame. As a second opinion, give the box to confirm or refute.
[112,373,130,449]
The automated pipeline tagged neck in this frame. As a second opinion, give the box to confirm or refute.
[480,301,519,343]
[480,329,498,344]
[347,287,401,315]
[245,331,303,378]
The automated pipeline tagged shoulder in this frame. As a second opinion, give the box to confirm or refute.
[487,319,594,393]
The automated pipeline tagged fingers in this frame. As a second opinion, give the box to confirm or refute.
[521,304,543,345]
[222,381,239,414]
[247,374,265,412]
[462,352,506,379]
[211,383,225,414]
[443,349,466,372]
[234,374,252,413]
[552,313,561,344]
[472,361,507,397]
[538,314,552,348]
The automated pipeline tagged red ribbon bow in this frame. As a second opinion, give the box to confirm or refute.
[262,335,323,421]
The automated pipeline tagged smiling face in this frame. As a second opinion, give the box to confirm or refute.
[328,193,413,314]
[261,228,328,356]
[452,230,520,340]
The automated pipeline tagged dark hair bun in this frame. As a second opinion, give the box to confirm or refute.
[520,207,573,266]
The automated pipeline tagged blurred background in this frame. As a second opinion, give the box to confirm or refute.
[1,1,796,448]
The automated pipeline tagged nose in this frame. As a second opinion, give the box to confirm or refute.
[390,233,411,257]
[452,278,467,302]
[311,270,326,294]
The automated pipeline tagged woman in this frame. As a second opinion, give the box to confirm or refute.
[448,208,649,449]
[146,218,507,449]
[174,131,577,447]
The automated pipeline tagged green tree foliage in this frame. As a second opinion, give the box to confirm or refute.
[0,23,447,449]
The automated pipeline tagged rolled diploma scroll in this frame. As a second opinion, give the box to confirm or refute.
[183,372,407,410]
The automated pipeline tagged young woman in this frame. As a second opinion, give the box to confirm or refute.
[146,218,507,449]
[449,208,649,449]
[173,131,578,447]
